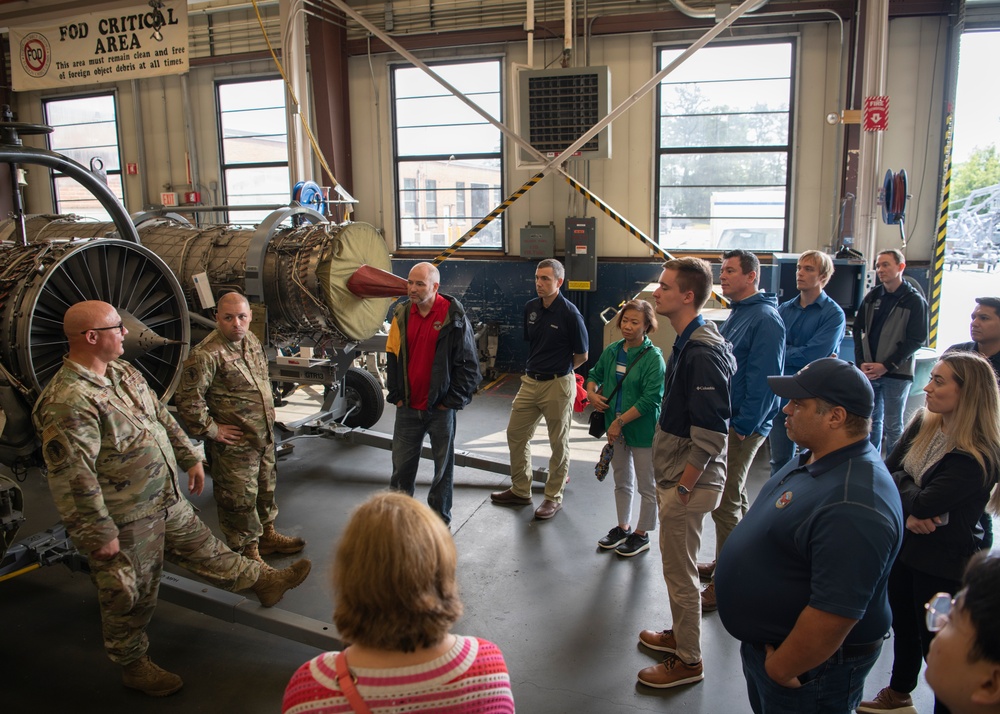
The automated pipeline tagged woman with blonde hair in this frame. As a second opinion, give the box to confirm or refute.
[282,492,514,713]
[860,351,1000,714]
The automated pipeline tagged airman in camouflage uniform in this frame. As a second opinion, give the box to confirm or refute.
[32,301,311,697]
[175,292,305,561]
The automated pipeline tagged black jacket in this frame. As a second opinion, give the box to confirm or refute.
[655,319,737,492]
[385,294,482,409]
[853,280,928,379]
[887,415,997,581]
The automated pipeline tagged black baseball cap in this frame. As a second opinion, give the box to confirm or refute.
[767,358,874,418]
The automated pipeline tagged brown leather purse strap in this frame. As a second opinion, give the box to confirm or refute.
[334,651,373,714]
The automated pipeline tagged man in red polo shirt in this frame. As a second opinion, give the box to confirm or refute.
[386,262,482,524]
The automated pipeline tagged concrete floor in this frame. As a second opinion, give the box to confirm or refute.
[1,374,937,713]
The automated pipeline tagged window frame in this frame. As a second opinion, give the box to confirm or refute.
[390,56,505,253]
[215,75,291,226]
[653,37,796,253]
[42,91,126,218]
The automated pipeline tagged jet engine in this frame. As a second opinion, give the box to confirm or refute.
[20,211,394,348]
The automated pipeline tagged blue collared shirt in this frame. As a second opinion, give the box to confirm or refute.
[778,290,847,374]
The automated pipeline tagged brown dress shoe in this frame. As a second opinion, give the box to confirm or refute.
[490,488,533,506]
[857,686,918,713]
[637,653,704,689]
[638,629,677,653]
[701,581,717,612]
[534,499,561,519]
[696,560,716,581]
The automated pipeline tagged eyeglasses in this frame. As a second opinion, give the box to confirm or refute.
[925,592,955,632]
[80,322,124,335]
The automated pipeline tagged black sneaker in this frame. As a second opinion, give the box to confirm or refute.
[616,532,650,557]
[598,525,631,550]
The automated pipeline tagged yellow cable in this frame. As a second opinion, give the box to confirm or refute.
[0,563,41,583]
[250,0,347,214]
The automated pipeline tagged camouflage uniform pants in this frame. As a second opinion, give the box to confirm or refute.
[207,440,278,550]
[88,498,261,665]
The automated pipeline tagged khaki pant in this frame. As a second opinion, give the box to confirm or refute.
[506,374,575,502]
[90,498,261,665]
[657,484,722,664]
[712,428,766,558]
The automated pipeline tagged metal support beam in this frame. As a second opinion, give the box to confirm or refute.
[1,523,343,650]
[305,425,550,484]
[307,9,354,222]
[157,571,343,651]
[853,0,890,276]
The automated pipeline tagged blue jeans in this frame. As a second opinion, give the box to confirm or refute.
[741,640,881,714]
[869,377,911,455]
[389,406,456,524]
[768,400,797,477]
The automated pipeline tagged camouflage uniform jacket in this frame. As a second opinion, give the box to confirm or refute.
[175,329,274,451]
[31,357,201,553]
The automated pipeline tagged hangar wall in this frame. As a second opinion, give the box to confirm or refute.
[8,5,947,264]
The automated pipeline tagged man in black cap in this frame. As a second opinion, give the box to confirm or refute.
[714,358,904,714]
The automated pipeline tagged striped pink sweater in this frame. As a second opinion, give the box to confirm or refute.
[282,635,515,713]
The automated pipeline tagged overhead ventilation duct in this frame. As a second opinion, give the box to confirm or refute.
[517,66,611,165]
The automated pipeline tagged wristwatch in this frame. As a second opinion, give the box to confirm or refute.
[677,484,692,496]
[615,417,625,429]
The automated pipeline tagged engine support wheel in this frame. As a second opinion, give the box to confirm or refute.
[342,366,384,429]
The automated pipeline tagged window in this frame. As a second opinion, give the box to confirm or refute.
[655,40,794,252]
[216,77,290,226]
[43,93,124,219]
[403,178,418,217]
[425,178,438,226]
[392,58,503,249]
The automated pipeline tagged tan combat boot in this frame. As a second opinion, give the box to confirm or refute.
[122,655,183,697]
[251,558,312,607]
[240,541,276,571]
[258,523,306,555]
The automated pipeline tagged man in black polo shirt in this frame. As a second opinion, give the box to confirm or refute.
[715,358,903,714]
[491,259,588,520]
[945,296,1000,378]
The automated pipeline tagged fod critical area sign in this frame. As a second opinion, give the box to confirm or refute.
[10,0,188,91]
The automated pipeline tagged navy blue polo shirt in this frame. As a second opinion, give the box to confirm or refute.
[524,291,589,375]
[715,439,903,646]
[945,341,1000,382]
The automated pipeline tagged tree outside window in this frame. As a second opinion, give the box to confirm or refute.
[656,41,793,252]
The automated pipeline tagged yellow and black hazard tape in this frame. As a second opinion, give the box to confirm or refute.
[432,173,546,265]
[929,112,953,349]
[563,176,728,306]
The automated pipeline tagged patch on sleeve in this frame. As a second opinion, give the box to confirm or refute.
[42,424,71,469]
[184,366,200,383]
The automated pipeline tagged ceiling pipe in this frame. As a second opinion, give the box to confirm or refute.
[526,0,535,67]
[667,0,769,20]
[563,0,573,66]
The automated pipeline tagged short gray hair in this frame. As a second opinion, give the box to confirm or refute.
[537,258,564,281]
